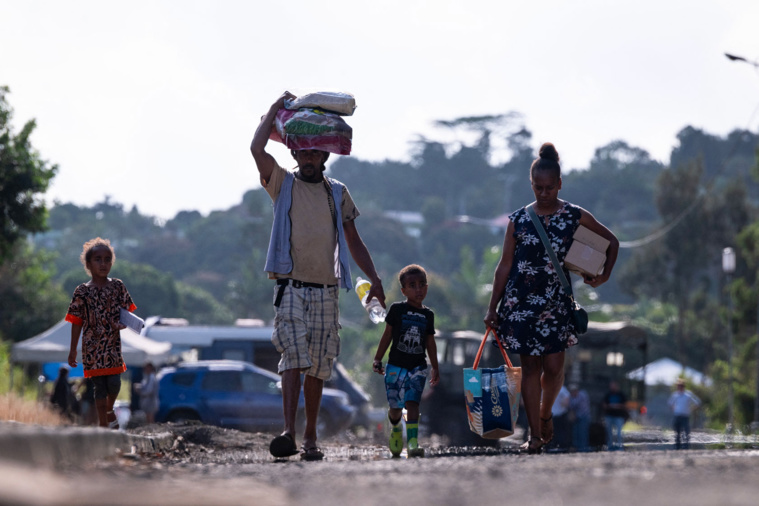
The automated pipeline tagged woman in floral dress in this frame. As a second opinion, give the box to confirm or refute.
[484,142,619,454]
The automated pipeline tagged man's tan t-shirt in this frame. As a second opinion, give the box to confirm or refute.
[263,162,359,285]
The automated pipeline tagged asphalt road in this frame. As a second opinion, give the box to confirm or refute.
[2,423,759,506]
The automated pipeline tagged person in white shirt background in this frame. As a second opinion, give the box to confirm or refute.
[667,378,701,450]
[549,384,571,451]
[568,383,591,452]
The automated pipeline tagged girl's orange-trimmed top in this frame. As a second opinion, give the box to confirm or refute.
[66,279,136,378]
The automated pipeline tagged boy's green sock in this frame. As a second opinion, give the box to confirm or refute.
[406,421,418,445]
[407,421,424,457]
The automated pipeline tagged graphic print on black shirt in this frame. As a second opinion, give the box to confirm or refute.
[386,301,435,371]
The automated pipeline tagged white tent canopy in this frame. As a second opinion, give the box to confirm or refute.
[626,357,712,387]
[11,320,172,366]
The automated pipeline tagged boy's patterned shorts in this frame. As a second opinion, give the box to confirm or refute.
[384,363,428,409]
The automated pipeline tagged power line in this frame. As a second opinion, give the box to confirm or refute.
[619,100,759,249]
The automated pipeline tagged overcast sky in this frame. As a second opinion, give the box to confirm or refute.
[2,0,759,220]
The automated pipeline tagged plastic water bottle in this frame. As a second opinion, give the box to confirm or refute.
[355,276,386,324]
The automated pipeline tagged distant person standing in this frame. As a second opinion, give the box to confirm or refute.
[251,91,386,461]
[136,362,159,424]
[50,366,75,420]
[668,378,701,450]
[76,378,97,425]
[549,384,571,451]
[66,238,137,429]
[568,384,591,452]
[602,381,628,451]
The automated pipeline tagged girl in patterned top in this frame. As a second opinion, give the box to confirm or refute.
[66,238,137,429]
[484,143,619,454]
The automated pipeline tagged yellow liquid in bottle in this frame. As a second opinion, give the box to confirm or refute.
[355,280,371,302]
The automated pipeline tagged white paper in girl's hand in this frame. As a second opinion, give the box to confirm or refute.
[119,307,144,334]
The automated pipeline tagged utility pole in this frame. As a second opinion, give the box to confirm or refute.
[722,247,736,433]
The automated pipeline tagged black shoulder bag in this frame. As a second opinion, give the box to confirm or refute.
[527,205,588,334]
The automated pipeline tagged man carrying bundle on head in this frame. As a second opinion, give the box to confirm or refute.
[250,91,385,461]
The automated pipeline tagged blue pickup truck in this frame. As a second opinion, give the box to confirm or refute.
[155,360,356,436]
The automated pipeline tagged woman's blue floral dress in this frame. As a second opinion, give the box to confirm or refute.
[496,201,581,356]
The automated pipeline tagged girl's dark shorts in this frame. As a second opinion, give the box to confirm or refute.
[91,374,122,399]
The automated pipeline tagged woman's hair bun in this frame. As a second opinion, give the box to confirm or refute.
[539,142,560,163]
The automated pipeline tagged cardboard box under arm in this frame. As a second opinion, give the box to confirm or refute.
[564,226,610,277]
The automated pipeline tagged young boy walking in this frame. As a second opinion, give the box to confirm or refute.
[373,264,439,457]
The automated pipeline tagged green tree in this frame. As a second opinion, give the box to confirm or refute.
[226,248,273,322]
[351,210,419,272]
[562,140,663,227]
[671,127,759,183]
[176,283,235,325]
[619,161,753,370]
[496,127,534,216]
[0,243,68,342]
[328,157,417,212]
[445,245,486,329]
[42,198,164,277]
[0,86,57,264]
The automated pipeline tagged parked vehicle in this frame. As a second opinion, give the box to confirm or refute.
[143,319,373,428]
[155,360,355,436]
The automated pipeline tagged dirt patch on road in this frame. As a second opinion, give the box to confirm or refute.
[124,422,386,467]
[122,421,518,470]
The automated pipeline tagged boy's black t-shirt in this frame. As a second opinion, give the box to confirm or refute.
[386,301,435,371]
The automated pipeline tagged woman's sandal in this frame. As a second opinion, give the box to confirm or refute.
[522,437,544,455]
[300,446,325,461]
[541,416,554,444]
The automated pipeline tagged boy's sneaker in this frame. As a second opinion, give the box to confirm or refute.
[389,424,404,457]
[407,438,425,458]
